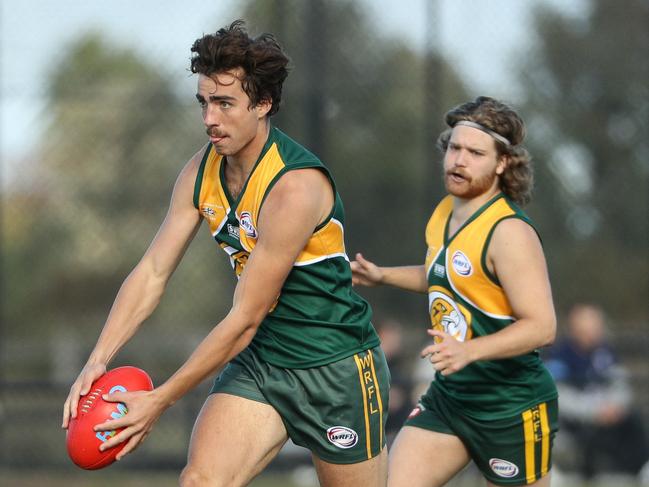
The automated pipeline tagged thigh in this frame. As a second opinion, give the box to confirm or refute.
[270,346,390,464]
[388,426,471,487]
[182,393,288,487]
[461,400,558,486]
[486,473,551,487]
[313,448,387,487]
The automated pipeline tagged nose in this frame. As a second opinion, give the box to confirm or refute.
[446,149,466,169]
[203,104,220,127]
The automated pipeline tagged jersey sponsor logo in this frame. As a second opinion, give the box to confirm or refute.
[239,211,258,239]
[326,426,358,449]
[200,203,223,221]
[226,223,240,239]
[451,250,472,276]
[429,290,471,342]
[433,263,445,277]
[489,458,519,478]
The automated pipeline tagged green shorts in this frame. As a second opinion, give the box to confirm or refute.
[405,388,558,485]
[211,345,389,464]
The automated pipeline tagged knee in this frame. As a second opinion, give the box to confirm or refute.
[179,465,213,487]
[179,464,235,487]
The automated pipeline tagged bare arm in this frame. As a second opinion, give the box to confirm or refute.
[62,147,205,427]
[95,167,333,457]
[351,253,427,293]
[423,218,556,375]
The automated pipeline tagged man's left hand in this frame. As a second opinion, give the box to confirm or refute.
[420,329,473,376]
[93,388,167,460]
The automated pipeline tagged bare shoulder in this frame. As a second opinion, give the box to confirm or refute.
[486,218,545,274]
[491,217,541,249]
[271,167,331,195]
[264,167,332,212]
[259,168,333,232]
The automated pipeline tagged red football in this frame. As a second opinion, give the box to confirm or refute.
[66,366,154,470]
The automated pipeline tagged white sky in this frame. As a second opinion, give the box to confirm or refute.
[1,0,585,166]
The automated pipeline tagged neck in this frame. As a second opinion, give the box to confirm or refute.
[451,187,501,224]
[226,121,271,176]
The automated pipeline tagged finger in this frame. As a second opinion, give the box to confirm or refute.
[69,388,82,420]
[355,253,371,268]
[102,391,128,403]
[116,431,147,460]
[427,329,449,343]
[99,425,136,452]
[79,383,90,397]
[420,345,435,357]
[62,397,71,428]
[94,414,131,433]
[431,356,450,371]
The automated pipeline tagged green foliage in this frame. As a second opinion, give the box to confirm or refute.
[242,0,468,321]
[2,32,228,378]
[521,0,648,322]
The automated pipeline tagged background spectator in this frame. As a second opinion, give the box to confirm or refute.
[546,303,649,481]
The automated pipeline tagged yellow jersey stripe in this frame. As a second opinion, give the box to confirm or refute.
[354,354,372,459]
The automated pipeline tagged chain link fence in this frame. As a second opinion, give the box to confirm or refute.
[2,0,647,484]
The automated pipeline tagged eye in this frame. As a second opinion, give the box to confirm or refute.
[220,101,232,109]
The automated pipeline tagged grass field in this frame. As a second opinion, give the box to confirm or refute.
[3,467,643,487]
[0,469,303,487]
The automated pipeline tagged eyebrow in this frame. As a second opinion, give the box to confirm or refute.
[449,141,487,153]
[195,93,237,102]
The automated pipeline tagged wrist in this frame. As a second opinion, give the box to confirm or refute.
[464,338,481,363]
[86,353,109,367]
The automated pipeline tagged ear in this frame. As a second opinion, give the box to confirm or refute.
[255,98,273,119]
[496,155,509,175]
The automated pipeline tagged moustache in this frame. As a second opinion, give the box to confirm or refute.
[446,168,471,180]
[206,126,225,138]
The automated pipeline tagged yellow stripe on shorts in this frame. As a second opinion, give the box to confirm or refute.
[368,350,384,448]
[539,402,550,476]
[354,353,372,459]
[522,402,551,484]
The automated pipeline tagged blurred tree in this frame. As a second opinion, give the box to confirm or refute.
[3,33,230,379]
[521,0,649,322]
[242,0,469,323]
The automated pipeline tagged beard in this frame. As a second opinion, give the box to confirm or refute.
[444,169,498,200]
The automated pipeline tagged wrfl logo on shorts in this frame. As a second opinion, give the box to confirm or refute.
[326,426,358,449]
[489,458,519,478]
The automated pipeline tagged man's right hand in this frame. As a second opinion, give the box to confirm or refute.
[62,362,107,429]
[350,253,384,287]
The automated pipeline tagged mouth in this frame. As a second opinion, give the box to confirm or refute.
[206,127,227,144]
[209,135,226,144]
[446,170,469,183]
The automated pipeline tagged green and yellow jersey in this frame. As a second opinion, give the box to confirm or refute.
[424,193,557,419]
[194,126,378,368]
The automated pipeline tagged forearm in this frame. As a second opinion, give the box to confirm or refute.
[87,266,167,366]
[381,265,427,293]
[156,311,257,406]
[465,317,555,362]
